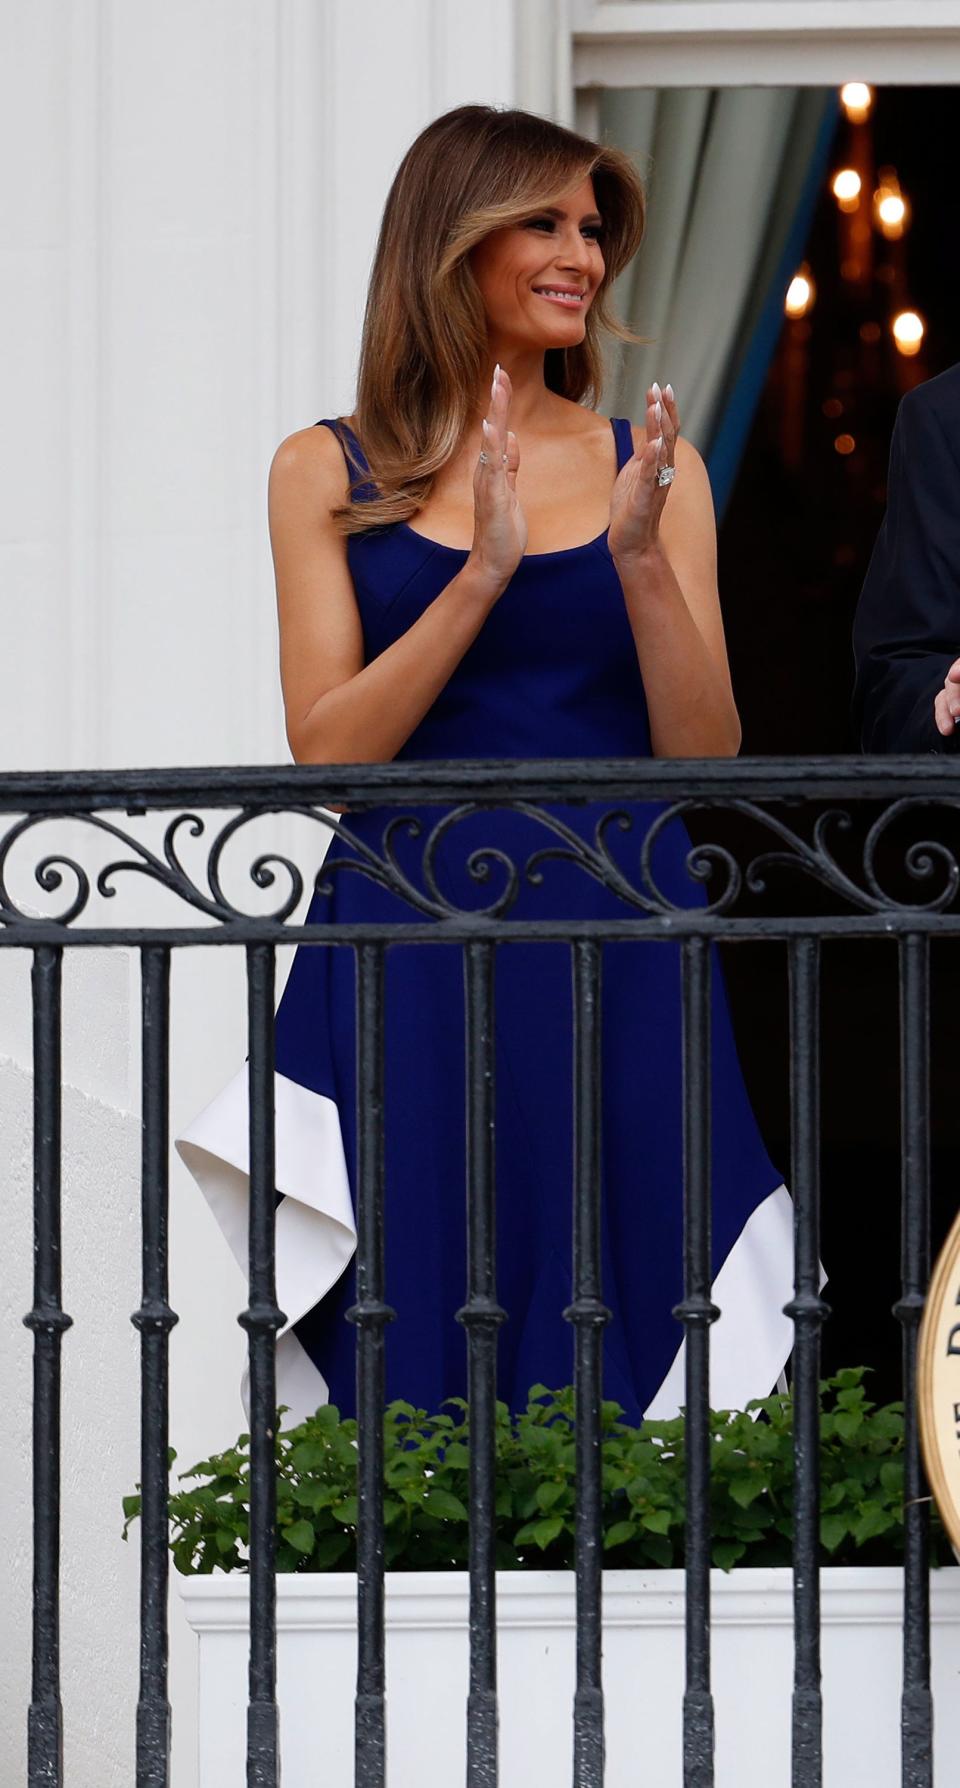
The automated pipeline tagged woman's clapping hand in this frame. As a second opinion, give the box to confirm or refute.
[607,381,679,568]
[467,363,528,594]
[465,367,681,591]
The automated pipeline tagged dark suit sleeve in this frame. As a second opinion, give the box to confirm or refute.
[852,389,960,753]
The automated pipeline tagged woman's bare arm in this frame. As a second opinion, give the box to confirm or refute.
[615,430,741,758]
[269,425,509,774]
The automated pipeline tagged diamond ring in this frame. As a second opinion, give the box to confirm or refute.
[656,464,676,488]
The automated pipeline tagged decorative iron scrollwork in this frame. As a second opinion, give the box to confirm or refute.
[1,788,959,928]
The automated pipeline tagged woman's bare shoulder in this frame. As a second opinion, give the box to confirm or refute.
[268,421,349,513]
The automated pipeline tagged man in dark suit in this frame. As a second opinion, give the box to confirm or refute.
[852,364,960,751]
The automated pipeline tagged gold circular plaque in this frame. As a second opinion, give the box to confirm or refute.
[918,1206,960,1556]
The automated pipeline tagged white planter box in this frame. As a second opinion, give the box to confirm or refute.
[180,1566,960,1787]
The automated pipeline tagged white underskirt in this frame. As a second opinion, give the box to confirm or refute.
[176,1069,356,1425]
[175,1067,803,1430]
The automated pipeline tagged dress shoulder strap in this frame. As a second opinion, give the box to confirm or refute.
[610,416,636,474]
[314,417,379,503]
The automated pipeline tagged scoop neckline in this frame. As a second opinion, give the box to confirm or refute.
[346,413,623,561]
[397,521,611,560]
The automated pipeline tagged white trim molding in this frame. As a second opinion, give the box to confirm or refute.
[571,0,960,88]
[515,0,575,125]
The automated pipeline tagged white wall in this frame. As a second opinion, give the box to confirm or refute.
[0,4,531,1784]
[4,4,954,1783]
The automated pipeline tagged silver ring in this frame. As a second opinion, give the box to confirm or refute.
[478,450,509,466]
[656,463,676,488]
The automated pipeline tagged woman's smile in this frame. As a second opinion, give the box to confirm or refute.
[531,284,587,307]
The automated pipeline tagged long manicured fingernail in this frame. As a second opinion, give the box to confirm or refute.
[652,381,662,399]
[665,383,675,401]
[655,400,662,423]
[492,364,500,398]
[482,418,492,438]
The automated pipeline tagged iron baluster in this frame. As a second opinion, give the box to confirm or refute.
[240,943,284,1788]
[132,945,178,1787]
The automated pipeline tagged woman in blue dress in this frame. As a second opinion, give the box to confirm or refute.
[176,104,796,1430]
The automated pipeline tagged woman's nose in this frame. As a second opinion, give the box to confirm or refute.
[557,232,593,272]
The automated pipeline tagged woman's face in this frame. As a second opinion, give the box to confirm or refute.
[469,175,605,351]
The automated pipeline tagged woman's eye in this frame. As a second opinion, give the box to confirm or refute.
[524,217,602,241]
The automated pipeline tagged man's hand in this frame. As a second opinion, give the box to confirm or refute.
[934,657,960,735]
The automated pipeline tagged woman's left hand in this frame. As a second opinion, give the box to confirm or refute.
[607,381,679,568]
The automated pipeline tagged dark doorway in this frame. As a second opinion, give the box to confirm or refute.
[716,85,960,1404]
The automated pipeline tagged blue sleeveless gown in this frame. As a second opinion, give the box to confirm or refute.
[270,414,790,1425]
[176,414,795,1430]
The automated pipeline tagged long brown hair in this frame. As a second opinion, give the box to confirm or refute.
[331,104,645,535]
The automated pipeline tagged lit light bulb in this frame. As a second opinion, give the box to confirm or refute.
[840,83,874,123]
[874,172,909,241]
[785,266,816,319]
[832,169,862,213]
[892,311,925,357]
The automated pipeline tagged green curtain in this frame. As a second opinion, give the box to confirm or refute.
[599,87,833,454]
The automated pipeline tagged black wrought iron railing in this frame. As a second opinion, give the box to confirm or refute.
[6,756,954,1788]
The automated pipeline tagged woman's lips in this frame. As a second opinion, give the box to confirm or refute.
[533,288,586,307]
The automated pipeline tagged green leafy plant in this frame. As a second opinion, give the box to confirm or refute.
[122,1368,950,1576]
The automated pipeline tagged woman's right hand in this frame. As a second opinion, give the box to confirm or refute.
[467,363,527,593]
